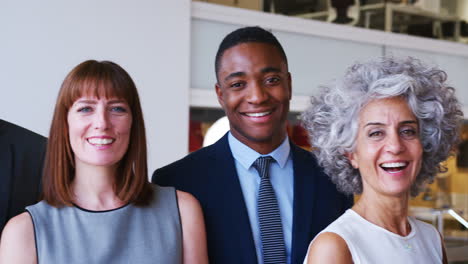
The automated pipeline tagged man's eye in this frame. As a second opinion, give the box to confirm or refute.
[266,77,280,84]
[77,107,92,113]
[230,82,244,88]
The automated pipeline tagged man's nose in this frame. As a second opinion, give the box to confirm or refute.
[246,82,268,104]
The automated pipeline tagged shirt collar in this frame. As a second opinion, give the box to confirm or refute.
[228,132,291,170]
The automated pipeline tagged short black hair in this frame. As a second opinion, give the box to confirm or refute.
[214,26,288,82]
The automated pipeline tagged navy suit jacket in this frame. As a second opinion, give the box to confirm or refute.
[152,134,352,264]
[0,119,46,234]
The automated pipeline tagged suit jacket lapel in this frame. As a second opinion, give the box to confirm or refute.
[290,143,316,264]
[208,134,258,263]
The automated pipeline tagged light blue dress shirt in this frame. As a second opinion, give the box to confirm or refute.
[228,132,294,264]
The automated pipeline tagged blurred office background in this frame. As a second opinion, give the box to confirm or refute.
[1,0,467,262]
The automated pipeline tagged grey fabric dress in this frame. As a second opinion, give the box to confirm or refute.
[26,185,182,264]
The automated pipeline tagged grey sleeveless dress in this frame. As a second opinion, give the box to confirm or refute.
[26,185,182,264]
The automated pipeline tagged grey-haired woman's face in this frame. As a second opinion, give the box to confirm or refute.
[347,97,422,197]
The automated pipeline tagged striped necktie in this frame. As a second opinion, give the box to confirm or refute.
[253,156,287,264]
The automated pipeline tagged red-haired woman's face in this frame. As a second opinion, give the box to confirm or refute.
[67,96,132,169]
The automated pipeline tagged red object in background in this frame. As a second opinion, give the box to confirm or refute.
[289,123,311,150]
[189,120,203,152]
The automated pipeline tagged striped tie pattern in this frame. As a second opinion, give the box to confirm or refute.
[253,156,287,264]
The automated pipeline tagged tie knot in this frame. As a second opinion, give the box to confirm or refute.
[253,156,274,179]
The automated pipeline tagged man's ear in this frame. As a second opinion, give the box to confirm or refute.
[287,72,292,100]
[215,83,225,109]
[345,152,358,169]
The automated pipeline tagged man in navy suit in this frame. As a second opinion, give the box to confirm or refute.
[0,119,46,234]
[152,26,352,264]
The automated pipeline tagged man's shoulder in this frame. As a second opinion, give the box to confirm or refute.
[290,143,321,169]
[289,143,342,189]
[290,143,314,158]
[158,145,215,173]
[0,119,46,146]
[152,138,230,185]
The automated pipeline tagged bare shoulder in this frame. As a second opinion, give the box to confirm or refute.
[176,190,208,263]
[0,212,36,263]
[1,212,34,241]
[176,190,204,226]
[176,190,202,213]
[176,190,197,204]
[305,232,353,264]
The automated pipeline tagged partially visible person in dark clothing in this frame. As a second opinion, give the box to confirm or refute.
[0,119,46,234]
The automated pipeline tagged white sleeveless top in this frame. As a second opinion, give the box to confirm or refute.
[303,209,442,264]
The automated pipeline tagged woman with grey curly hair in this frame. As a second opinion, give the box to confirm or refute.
[303,57,463,264]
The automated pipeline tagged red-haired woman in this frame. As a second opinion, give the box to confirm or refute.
[0,60,208,264]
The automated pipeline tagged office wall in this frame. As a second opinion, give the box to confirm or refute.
[0,0,191,173]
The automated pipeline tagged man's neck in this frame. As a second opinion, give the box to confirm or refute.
[231,134,287,155]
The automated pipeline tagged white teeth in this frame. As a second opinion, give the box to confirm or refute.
[380,162,408,168]
[245,111,271,117]
[88,138,114,145]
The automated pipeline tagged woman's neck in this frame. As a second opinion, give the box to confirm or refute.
[72,162,125,211]
[352,189,411,236]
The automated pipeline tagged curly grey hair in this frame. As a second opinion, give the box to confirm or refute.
[301,57,463,196]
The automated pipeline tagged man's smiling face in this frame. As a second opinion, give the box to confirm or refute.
[215,42,291,154]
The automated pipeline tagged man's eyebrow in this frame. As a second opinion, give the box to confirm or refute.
[224,71,245,82]
[261,67,281,73]
[223,67,283,82]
